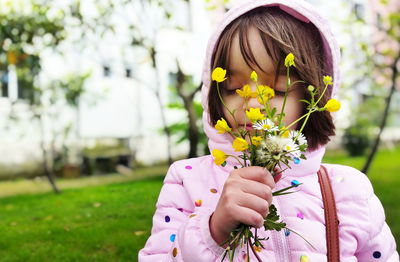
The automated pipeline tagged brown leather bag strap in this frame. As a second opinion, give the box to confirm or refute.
[317,165,340,262]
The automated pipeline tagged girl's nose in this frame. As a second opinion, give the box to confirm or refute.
[246,83,262,109]
[247,96,262,109]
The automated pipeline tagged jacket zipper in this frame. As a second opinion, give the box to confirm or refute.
[271,198,291,262]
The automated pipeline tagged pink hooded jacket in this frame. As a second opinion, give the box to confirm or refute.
[139,0,399,261]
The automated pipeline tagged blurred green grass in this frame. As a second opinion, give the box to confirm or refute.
[0,175,164,262]
[0,146,398,261]
[323,146,400,246]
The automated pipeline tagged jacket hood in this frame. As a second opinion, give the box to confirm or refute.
[200,0,340,173]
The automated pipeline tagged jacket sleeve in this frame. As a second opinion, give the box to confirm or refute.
[354,175,399,261]
[138,162,226,261]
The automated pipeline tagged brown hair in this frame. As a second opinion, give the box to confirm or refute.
[208,7,335,150]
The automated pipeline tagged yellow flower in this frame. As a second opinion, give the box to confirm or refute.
[7,51,17,65]
[257,85,275,103]
[250,71,258,82]
[246,108,265,122]
[324,99,341,112]
[251,136,263,146]
[232,137,249,152]
[212,149,228,165]
[211,67,227,83]
[236,85,257,99]
[323,75,333,86]
[284,53,295,67]
[281,130,289,138]
[215,118,232,134]
[300,255,309,262]
[253,245,262,252]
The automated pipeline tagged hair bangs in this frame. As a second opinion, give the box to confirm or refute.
[208,6,336,150]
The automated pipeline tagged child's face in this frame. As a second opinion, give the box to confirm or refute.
[222,26,304,131]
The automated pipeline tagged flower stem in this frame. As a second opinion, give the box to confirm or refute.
[272,183,301,196]
[278,67,291,126]
[227,154,245,167]
[314,83,329,106]
[295,110,312,140]
[217,82,239,129]
[289,80,305,87]
[293,83,329,140]
[256,84,270,116]
[246,237,250,262]
[283,81,329,133]
[248,235,263,262]
[284,108,316,131]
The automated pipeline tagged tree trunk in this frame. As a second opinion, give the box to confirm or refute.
[362,54,399,174]
[150,47,173,165]
[175,66,200,158]
[38,114,60,194]
[155,89,173,165]
[186,99,199,158]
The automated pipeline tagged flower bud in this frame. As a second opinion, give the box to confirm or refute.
[250,71,258,82]
[284,53,295,67]
[323,75,333,86]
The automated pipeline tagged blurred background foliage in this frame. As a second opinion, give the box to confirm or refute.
[0,0,399,260]
[0,0,398,193]
[1,0,396,183]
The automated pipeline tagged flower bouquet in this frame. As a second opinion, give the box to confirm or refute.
[211,53,340,262]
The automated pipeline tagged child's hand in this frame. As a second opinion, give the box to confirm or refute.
[209,166,277,245]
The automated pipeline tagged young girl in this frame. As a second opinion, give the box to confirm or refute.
[139,0,398,261]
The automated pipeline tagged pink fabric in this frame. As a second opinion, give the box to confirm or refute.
[139,0,398,261]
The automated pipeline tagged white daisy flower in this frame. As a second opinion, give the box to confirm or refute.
[282,139,302,158]
[283,139,299,153]
[253,119,279,132]
[289,130,307,146]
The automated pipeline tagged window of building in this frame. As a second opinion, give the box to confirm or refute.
[353,3,365,21]
[125,68,132,78]
[103,65,111,77]
[0,71,9,97]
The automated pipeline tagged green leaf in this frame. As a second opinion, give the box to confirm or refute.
[299,144,307,151]
[266,204,279,221]
[264,205,286,231]
[167,122,187,133]
[275,191,299,196]
[228,249,235,261]
[193,102,203,117]
[272,184,301,196]
[299,99,311,105]
[167,102,184,109]
[264,219,286,231]
[270,107,277,117]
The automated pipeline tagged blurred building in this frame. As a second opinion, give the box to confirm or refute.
[0,0,398,177]
[0,0,213,173]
